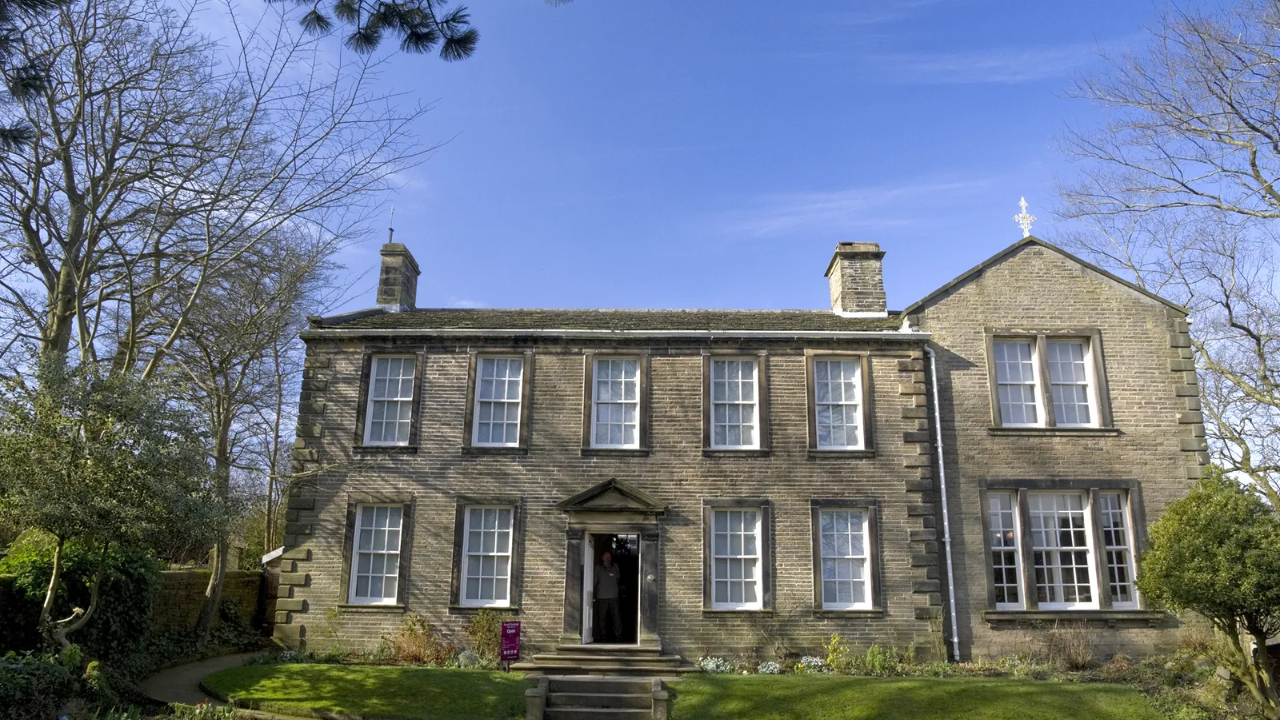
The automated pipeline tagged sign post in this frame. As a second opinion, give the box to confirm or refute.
[499,620,521,671]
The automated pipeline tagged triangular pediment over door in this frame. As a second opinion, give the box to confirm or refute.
[557,478,667,515]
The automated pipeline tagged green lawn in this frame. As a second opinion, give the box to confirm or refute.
[670,675,1163,720]
[200,664,530,720]
[202,664,1164,720]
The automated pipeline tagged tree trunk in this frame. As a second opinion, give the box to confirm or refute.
[37,535,65,643]
[195,412,233,647]
[51,544,108,652]
[194,536,229,648]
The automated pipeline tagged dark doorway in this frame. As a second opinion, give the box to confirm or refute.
[588,533,639,644]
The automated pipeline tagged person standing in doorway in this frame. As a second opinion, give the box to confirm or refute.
[595,550,622,642]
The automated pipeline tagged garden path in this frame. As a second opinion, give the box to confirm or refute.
[140,650,267,706]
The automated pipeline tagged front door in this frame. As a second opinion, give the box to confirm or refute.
[582,533,639,644]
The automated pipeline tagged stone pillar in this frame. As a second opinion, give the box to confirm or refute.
[559,529,584,645]
[639,531,662,649]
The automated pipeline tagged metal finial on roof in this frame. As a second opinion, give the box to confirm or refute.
[1013,197,1036,238]
[388,207,395,243]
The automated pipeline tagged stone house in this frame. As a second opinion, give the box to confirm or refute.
[272,236,1204,667]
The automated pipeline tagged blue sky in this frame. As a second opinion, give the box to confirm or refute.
[328,0,1198,313]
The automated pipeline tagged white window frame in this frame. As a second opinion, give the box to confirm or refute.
[710,508,764,611]
[709,358,760,450]
[1046,339,1100,429]
[1028,491,1100,611]
[993,339,1044,428]
[459,505,515,608]
[1099,491,1139,610]
[816,508,873,611]
[362,355,417,446]
[472,356,525,448]
[590,357,641,449]
[812,358,865,451]
[347,503,404,606]
[987,491,1024,611]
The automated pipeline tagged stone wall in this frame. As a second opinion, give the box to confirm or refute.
[273,238,1202,662]
[275,335,943,659]
[912,241,1204,660]
[153,570,266,631]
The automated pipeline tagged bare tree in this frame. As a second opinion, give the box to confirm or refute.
[0,0,425,376]
[169,227,337,646]
[1060,1,1280,504]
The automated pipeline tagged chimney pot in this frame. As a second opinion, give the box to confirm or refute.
[825,242,887,317]
[376,242,420,312]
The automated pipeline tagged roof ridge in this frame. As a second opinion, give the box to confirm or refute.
[903,236,1187,315]
[392,307,887,314]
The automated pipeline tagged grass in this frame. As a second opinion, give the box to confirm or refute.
[669,674,1165,720]
[200,663,530,720]
[202,663,1166,720]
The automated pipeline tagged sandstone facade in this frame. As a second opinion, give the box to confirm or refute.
[272,237,1203,662]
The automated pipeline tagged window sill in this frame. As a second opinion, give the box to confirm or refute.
[448,604,520,615]
[813,608,884,618]
[581,448,651,458]
[702,449,771,458]
[461,446,529,456]
[353,445,418,454]
[983,609,1168,628]
[702,608,771,616]
[987,427,1121,437]
[337,603,407,613]
[807,449,875,460]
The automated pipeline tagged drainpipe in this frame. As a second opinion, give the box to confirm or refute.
[925,345,962,662]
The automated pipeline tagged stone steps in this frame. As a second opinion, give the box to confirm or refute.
[533,677,665,720]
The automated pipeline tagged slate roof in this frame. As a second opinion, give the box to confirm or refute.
[312,308,906,333]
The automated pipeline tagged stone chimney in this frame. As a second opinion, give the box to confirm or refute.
[376,242,420,312]
[825,242,887,317]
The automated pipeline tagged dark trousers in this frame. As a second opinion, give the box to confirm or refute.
[595,597,622,641]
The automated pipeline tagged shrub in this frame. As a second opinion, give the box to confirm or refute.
[824,635,916,677]
[1140,469,1280,718]
[757,660,782,675]
[464,609,506,662]
[210,601,266,652]
[697,656,734,673]
[383,614,457,666]
[0,651,78,720]
[1045,621,1095,670]
[824,633,851,673]
[0,531,158,660]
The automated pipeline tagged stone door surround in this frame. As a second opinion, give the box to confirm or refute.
[557,479,666,649]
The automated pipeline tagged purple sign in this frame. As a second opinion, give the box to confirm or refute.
[500,621,521,661]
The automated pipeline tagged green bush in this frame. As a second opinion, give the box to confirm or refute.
[0,531,158,659]
[1140,469,1280,718]
[464,609,507,662]
[0,651,78,720]
[824,634,917,677]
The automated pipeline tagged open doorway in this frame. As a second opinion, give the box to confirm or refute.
[583,533,639,644]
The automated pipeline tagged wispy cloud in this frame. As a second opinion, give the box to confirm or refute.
[871,43,1101,84]
[448,297,486,309]
[716,178,993,238]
